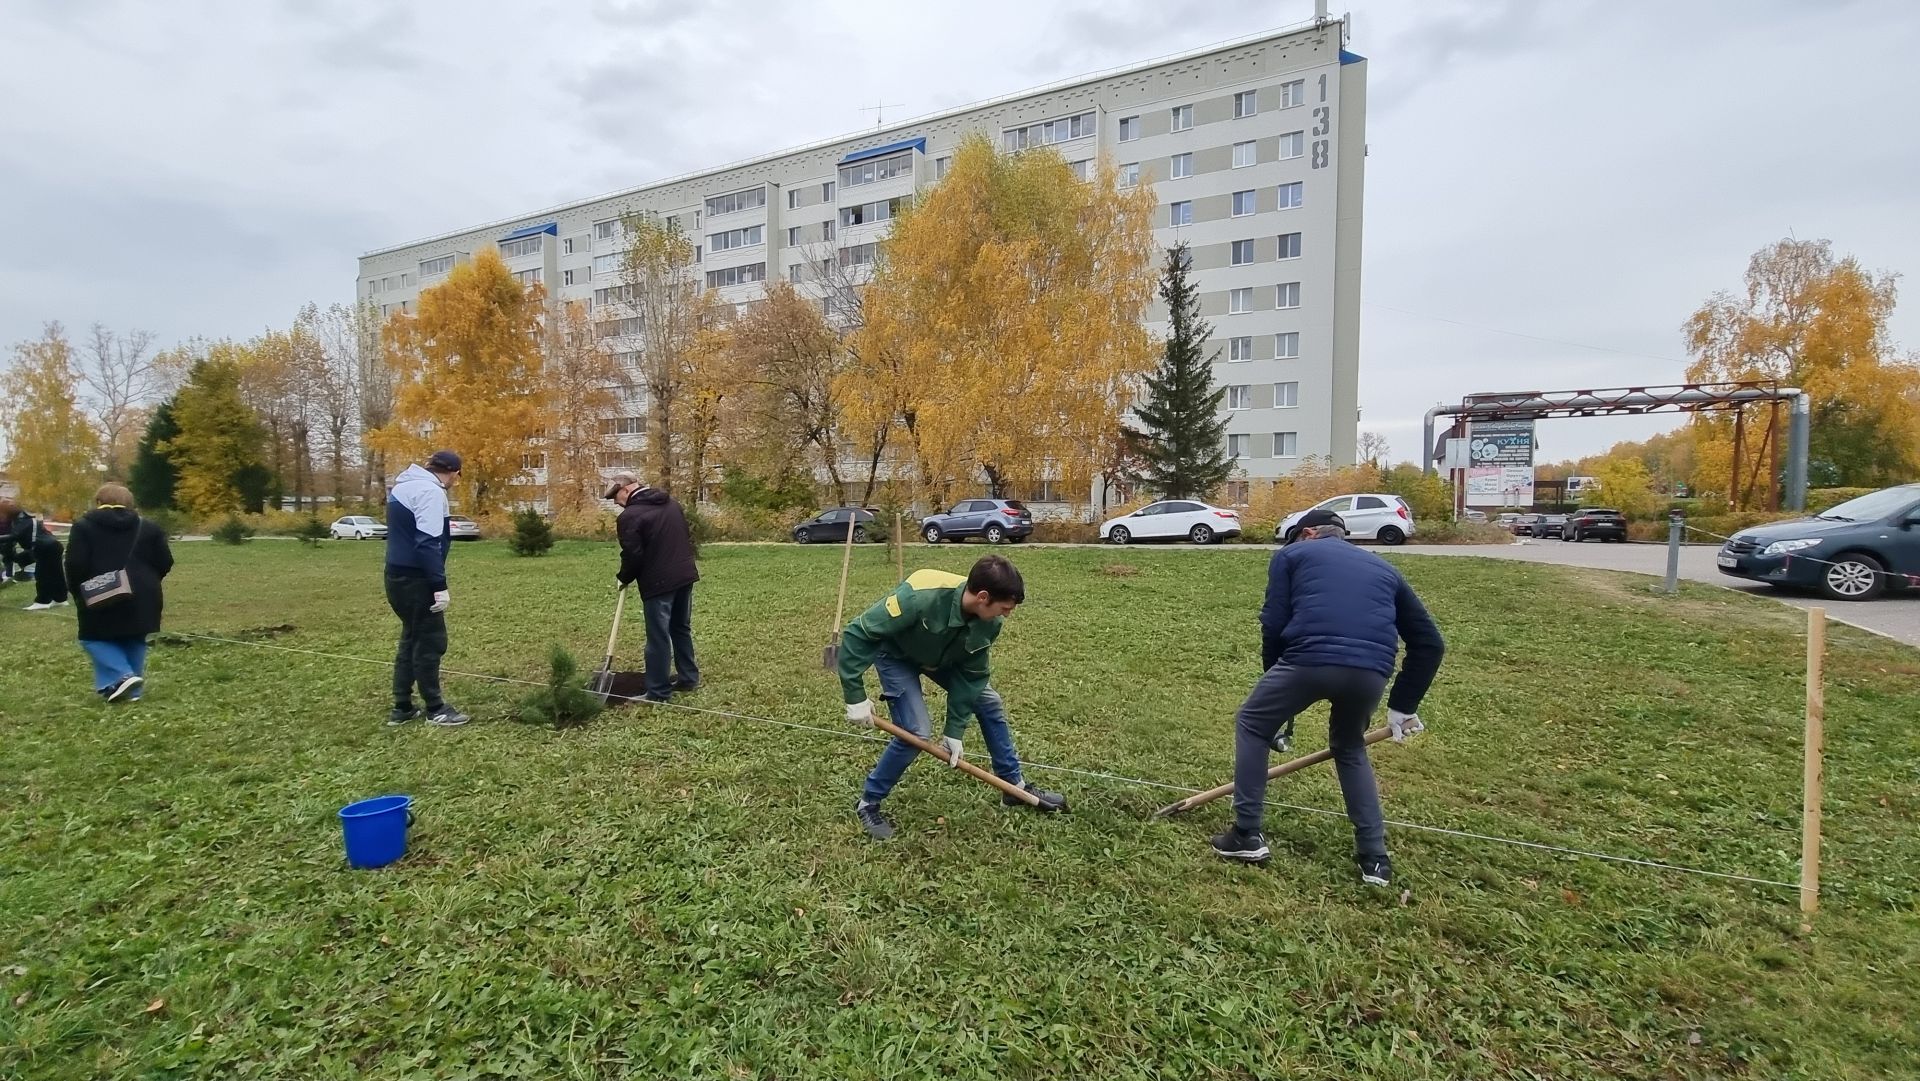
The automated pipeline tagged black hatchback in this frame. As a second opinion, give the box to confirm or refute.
[1717,484,1920,601]
[792,507,879,544]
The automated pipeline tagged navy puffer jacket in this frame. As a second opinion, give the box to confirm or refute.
[1259,537,1445,713]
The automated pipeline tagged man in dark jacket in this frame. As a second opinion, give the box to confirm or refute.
[384,450,466,727]
[1210,509,1445,887]
[2,498,70,609]
[608,472,700,703]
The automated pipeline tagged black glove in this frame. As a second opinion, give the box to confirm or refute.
[1261,632,1283,672]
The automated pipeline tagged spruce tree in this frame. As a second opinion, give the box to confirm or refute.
[1133,244,1233,498]
[128,398,181,509]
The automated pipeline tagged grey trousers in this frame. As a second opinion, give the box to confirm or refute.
[1233,662,1389,858]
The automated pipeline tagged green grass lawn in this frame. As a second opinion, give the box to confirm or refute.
[3,539,1917,1079]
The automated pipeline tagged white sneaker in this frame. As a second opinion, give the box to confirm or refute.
[107,675,144,702]
[24,602,53,611]
[53,600,69,607]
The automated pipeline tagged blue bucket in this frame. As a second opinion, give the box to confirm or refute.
[339,795,415,869]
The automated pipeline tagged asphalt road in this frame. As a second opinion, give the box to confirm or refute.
[1397,539,1920,647]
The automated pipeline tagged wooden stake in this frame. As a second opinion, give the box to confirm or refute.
[894,510,905,582]
[871,712,1043,806]
[1801,606,1826,915]
[1153,725,1394,818]
[820,515,860,670]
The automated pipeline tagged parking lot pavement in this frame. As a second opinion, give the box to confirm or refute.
[1397,541,1920,647]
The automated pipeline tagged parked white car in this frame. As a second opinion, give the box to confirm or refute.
[448,514,482,541]
[1278,494,1415,545]
[329,515,387,540]
[1102,499,1243,545]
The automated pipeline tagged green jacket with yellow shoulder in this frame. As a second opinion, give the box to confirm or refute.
[838,569,1003,739]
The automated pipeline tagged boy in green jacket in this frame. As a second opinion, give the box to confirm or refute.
[840,554,1066,839]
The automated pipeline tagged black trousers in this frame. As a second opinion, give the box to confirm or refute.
[31,539,67,605]
[385,574,448,711]
[1233,662,1389,858]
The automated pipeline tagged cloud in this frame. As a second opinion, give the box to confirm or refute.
[309,7,423,73]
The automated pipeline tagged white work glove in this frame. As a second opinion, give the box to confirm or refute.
[430,589,450,613]
[614,578,626,591]
[845,698,874,726]
[1388,709,1424,742]
[941,736,965,768]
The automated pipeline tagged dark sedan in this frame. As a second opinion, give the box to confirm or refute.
[1716,484,1920,601]
[792,507,880,544]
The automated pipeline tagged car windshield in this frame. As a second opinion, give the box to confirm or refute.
[1817,486,1920,522]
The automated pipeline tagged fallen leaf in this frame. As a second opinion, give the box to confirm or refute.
[793,907,805,918]
[1522,879,1539,891]
[1397,889,1412,907]
[145,998,166,1014]
[378,935,392,945]
[1560,888,1583,907]
[14,992,28,1007]
[3,965,25,977]
[1686,1030,1702,1046]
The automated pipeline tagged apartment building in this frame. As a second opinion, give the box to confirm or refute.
[357,16,1367,497]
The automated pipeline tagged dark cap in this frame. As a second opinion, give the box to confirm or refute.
[602,471,639,500]
[1297,508,1346,531]
[426,449,463,473]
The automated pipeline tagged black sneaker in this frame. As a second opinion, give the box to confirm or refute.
[640,691,672,704]
[854,799,895,840]
[1001,782,1068,812]
[1357,855,1393,887]
[671,677,700,693]
[387,706,420,727]
[106,675,144,703]
[425,705,470,727]
[1210,826,1271,863]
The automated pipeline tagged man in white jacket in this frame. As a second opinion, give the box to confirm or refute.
[383,450,467,726]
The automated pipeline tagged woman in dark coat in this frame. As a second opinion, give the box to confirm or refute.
[63,483,173,702]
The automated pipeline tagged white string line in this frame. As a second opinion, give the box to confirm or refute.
[166,630,1801,890]
[1687,523,1920,586]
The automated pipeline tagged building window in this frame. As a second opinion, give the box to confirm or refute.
[596,315,643,338]
[788,226,802,246]
[1277,282,1301,309]
[1229,287,1252,314]
[1279,131,1305,160]
[1006,111,1095,152]
[788,264,803,283]
[1278,232,1301,259]
[934,156,951,179]
[1231,239,1255,266]
[1231,190,1256,217]
[1276,332,1300,358]
[708,224,764,252]
[705,187,767,216]
[594,284,635,307]
[1228,336,1254,361]
[1273,431,1299,457]
[420,255,455,278]
[1069,159,1090,180]
[839,152,912,189]
[838,242,879,267]
[1228,434,1249,459]
[562,268,580,286]
[1233,90,1258,118]
[1119,115,1140,141]
[1225,480,1250,505]
[400,272,413,287]
[1171,104,1193,131]
[1170,201,1192,227]
[1281,80,1306,108]
[822,219,835,241]
[841,197,907,227]
[790,189,804,210]
[1119,162,1140,187]
[563,237,580,255]
[1232,141,1256,169]
[1278,181,1303,209]
[499,235,543,259]
[513,267,543,286]
[594,220,619,242]
[592,252,622,276]
[704,262,766,288]
[1170,153,1193,179]
[598,416,647,437]
[610,351,641,370]
[1274,381,1299,408]
[1227,385,1250,410]
[822,181,834,201]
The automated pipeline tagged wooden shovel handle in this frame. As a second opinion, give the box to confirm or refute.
[1153,725,1393,818]
[872,714,1042,806]
[603,586,628,663]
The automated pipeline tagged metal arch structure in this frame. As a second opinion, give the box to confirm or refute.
[1422,381,1812,511]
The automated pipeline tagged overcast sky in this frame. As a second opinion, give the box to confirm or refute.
[3,0,1916,463]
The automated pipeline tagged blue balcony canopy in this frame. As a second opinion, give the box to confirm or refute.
[499,221,559,242]
[839,137,926,165]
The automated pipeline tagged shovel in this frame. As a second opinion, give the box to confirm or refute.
[1152,725,1396,818]
[591,585,628,704]
[820,514,860,670]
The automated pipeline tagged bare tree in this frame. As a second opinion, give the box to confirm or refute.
[806,242,895,504]
[79,324,158,476]
[354,301,398,501]
[612,210,727,496]
[305,302,368,505]
[539,300,621,514]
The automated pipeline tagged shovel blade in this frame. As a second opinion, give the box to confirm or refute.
[821,640,839,671]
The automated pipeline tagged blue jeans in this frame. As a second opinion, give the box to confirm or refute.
[862,653,1024,804]
[642,585,699,697]
[82,637,150,697]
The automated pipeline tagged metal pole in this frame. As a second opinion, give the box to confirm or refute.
[1786,393,1811,511]
[1422,407,1439,477]
[1664,510,1684,595]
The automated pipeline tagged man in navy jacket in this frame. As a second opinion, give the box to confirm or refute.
[383,449,466,727]
[1211,509,1444,886]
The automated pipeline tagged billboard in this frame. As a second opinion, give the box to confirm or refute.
[1465,420,1535,507]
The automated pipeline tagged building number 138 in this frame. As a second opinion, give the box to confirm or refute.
[1312,74,1331,169]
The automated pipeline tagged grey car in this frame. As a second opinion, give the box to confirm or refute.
[920,499,1034,545]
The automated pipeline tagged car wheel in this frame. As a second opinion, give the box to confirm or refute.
[852,526,868,544]
[1565,530,1579,542]
[1378,526,1406,546]
[1189,524,1214,545]
[923,525,943,545]
[1108,525,1131,545]
[1821,552,1886,601]
[793,527,810,544]
[985,524,1006,544]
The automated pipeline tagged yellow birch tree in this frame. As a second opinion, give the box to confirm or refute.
[539,300,620,515]
[3,322,104,515]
